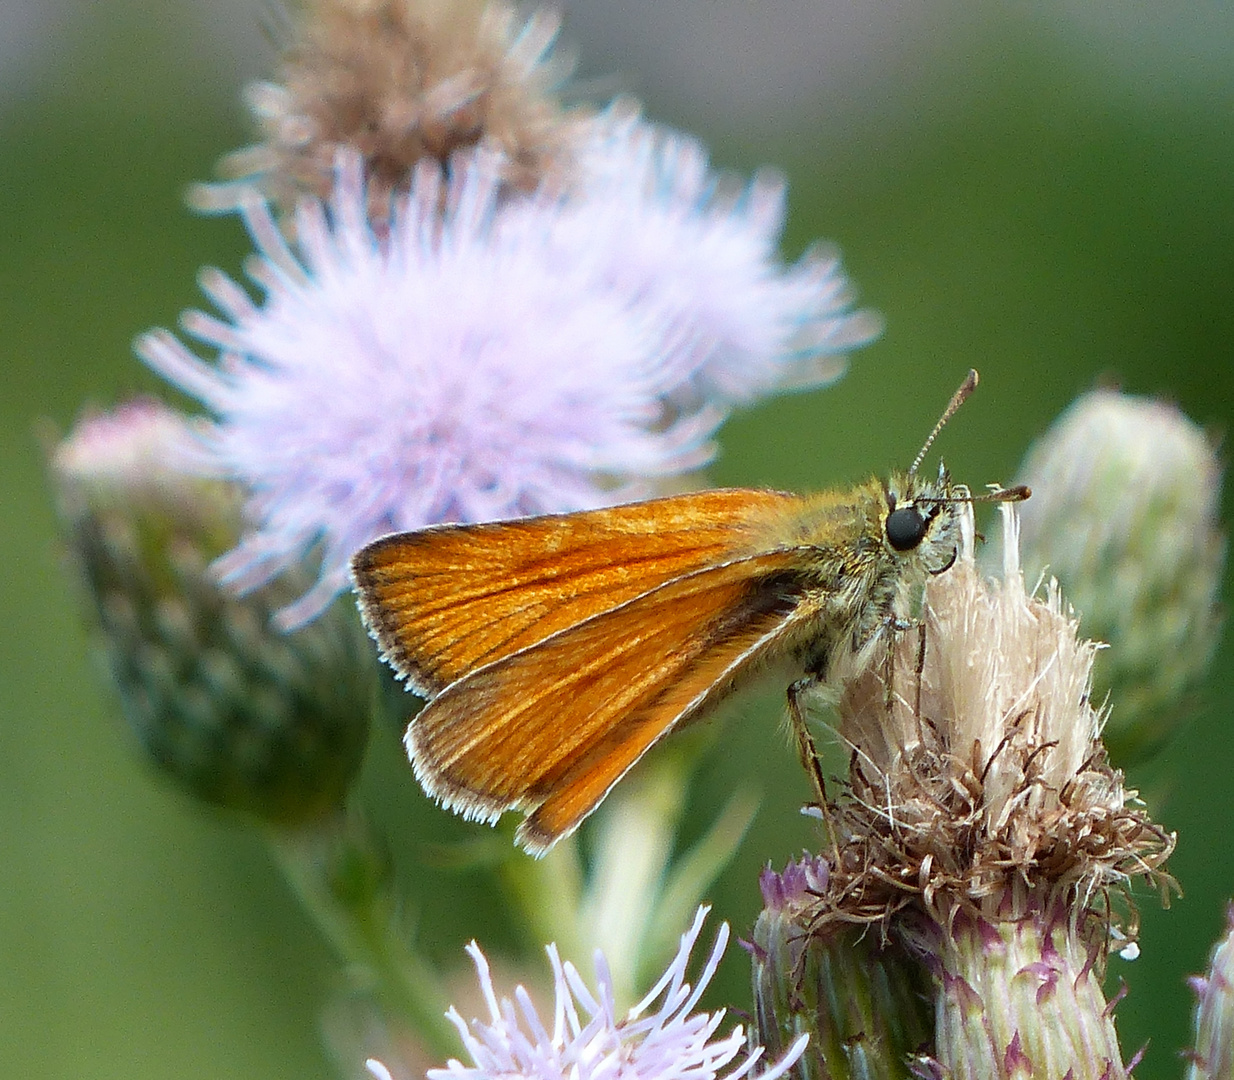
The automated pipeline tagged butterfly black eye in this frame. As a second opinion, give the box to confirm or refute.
[885,505,928,551]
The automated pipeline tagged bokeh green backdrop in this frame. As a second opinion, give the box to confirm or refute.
[2,4,1233,1078]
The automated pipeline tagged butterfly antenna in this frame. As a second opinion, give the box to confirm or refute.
[930,482,1032,507]
[909,368,980,477]
[975,483,1032,503]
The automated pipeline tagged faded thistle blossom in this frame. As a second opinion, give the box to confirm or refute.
[1013,388,1226,762]
[754,507,1175,1080]
[200,0,587,219]
[379,906,807,1080]
[51,399,373,822]
[141,126,875,627]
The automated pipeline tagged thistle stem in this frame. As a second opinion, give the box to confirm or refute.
[264,811,457,1060]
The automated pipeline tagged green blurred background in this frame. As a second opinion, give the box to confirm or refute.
[2,2,1232,1078]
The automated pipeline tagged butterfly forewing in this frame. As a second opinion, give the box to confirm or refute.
[404,548,821,853]
[352,488,802,694]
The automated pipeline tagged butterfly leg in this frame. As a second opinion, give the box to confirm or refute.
[881,616,930,741]
[786,678,827,807]
[880,615,915,708]
[786,677,845,866]
[914,618,928,721]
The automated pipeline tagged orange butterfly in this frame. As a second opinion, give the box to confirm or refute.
[351,371,1026,854]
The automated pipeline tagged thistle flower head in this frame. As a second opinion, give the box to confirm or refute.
[757,854,829,913]
[52,397,212,494]
[558,109,881,408]
[1012,388,1226,762]
[418,906,806,1080]
[142,133,874,627]
[52,399,374,822]
[201,0,586,219]
[822,504,1174,928]
[787,506,1178,1080]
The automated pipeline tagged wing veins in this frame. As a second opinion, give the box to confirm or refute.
[382,541,741,615]
[434,546,815,692]
[410,549,817,816]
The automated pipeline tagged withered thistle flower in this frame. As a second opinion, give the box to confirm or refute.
[200,0,586,220]
[51,399,374,823]
[759,507,1175,1080]
[1013,388,1226,763]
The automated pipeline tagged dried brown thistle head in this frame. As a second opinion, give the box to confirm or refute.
[199,0,590,221]
[813,506,1175,937]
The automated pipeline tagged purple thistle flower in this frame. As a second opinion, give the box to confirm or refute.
[141,117,873,628]
[372,906,807,1080]
[548,108,880,406]
[757,853,829,911]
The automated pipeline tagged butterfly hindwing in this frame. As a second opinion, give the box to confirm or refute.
[404,548,820,853]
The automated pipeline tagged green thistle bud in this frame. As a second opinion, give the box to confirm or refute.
[1013,389,1226,763]
[902,904,1126,1080]
[749,855,931,1080]
[1186,906,1234,1080]
[52,399,374,823]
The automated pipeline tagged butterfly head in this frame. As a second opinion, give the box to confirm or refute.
[876,370,1029,578]
[883,461,966,577]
